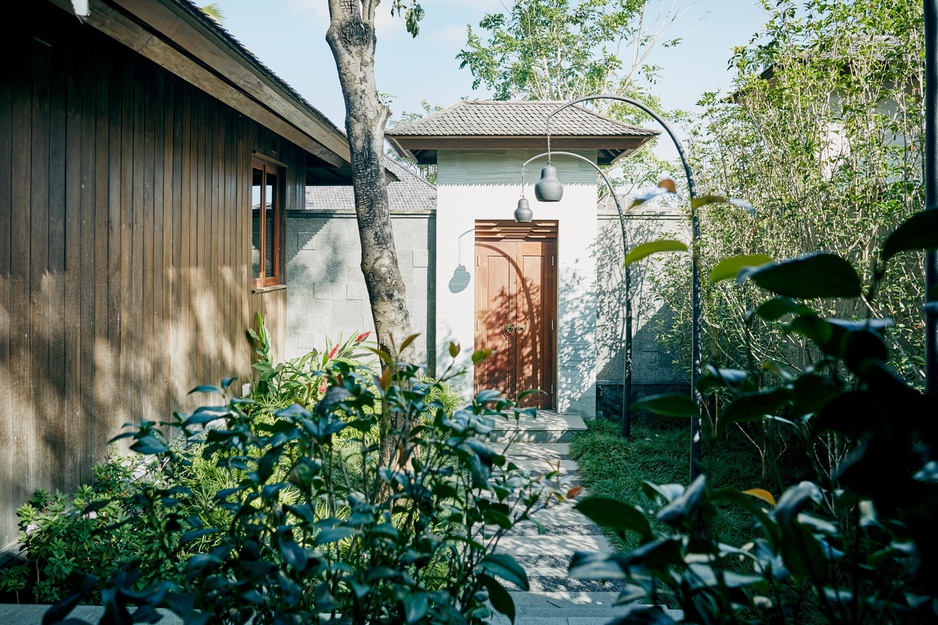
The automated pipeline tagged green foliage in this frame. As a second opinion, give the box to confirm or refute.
[7,454,204,604]
[457,0,681,102]
[44,339,563,624]
[656,0,927,389]
[570,207,938,623]
[455,0,687,193]
[388,100,443,184]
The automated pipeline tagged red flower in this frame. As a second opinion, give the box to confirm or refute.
[318,382,327,395]
[355,331,371,343]
[328,343,339,359]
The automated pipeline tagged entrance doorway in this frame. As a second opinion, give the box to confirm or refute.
[474,220,557,409]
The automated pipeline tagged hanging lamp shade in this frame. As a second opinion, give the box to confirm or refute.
[514,197,533,223]
[534,165,563,202]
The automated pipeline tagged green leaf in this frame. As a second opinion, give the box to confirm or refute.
[775,481,822,527]
[315,527,357,546]
[710,254,774,283]
[631,393,698,418]
[691,194,728,209]
[719,388,793,436]
[278,535,309,572]
[479,574,516,623]
[609,605,677,624]
[480,554,529,590]
[472,349,492,364]
[130,435,170,455]
[657,475,707,528]
[482,508,512,529]
[739,253,862,298]
[475,389,502,402]
[751,297,815,321]
[568,551,627,580]
[180,528,221,545]
[780,522,830,579]
[696,366,752,394]
[881,209,938,262]
[574,497,653,540]
[624,240,688,266]
[402,592,429,624]
[399,333,420,353]
[188,384,223,396]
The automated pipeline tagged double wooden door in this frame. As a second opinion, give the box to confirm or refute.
[474,221,557,409]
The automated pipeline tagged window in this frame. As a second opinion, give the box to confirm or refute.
[251,159,283,287]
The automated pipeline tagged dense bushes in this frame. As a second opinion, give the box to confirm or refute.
[7,328,566,624]
[570,208,938,623]
[653,0,927,388]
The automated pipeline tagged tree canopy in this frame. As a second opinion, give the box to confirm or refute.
[457,0,686,106]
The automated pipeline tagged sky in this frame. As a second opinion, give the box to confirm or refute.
[213,0,771,134]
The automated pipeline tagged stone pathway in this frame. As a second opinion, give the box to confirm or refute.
[485,412,682,625]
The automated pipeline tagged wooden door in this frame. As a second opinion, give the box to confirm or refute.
[474,221,557,408]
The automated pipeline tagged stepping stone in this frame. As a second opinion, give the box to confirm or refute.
[484,411,683,624]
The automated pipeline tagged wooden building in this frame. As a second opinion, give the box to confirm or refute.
[0,0,352,554]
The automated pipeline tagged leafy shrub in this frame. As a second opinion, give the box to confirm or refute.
[3,445,240,604]
[44,338,566,624]
[571,208,938,623]
[654,0,927,390]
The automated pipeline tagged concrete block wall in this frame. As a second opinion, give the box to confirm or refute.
[286,209,435,369]
[594,208,690,418]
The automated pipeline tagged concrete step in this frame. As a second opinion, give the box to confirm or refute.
[488,593,684,624]
[487,412,586,443]
[0,605,182,624]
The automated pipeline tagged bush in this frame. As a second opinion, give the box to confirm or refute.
[568,209,938,623]
[41,334,567,624]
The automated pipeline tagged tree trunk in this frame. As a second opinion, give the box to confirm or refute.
[326,1,414,493]
[326,1,414,364]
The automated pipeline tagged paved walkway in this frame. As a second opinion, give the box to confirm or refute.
[486,412,682,625]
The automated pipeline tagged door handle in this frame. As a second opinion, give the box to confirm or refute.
[505,322,515,334]
[517,322,527,334]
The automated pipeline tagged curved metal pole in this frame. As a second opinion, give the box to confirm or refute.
[547,95,702,482]
[520,151,633,440]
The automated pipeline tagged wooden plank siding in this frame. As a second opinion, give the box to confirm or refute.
[0,2,309,552]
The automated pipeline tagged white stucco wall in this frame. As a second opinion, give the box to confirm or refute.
[435,149,600,418]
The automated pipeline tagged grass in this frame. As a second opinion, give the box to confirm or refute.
[569,414,808,552]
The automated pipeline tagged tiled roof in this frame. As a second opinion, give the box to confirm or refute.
[303,158,436,212]
[385,100,656,138]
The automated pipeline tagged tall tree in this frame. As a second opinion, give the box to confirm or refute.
[653,0,926,385]
[326,1,423,482]
[457,0,691,196]
[457,0,687,110]
[325,1,423,363]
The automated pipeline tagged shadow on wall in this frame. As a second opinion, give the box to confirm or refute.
[286,214,435,366]
[593,211,689,419]
[555,259,596,415]
[474,274,551,410]
[0,263,253,553]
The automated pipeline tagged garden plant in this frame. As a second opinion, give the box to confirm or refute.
[21,324,566,624]
[569,207,938,624]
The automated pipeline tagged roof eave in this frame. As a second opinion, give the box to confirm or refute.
[52,0,353,181]
[386,133,657,165]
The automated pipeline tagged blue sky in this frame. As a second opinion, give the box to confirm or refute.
[214,0,770,130]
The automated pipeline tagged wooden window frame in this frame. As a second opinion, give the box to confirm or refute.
[251,158,284,288]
